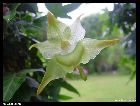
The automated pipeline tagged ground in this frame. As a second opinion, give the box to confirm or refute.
[60,74,136,102]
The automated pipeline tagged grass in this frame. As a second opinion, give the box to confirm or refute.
[59,74,136,102]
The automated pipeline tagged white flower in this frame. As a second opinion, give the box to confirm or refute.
[30,12,119,95]
[30,12,119,64]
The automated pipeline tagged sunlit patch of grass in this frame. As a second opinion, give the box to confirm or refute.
[60,74,136,102]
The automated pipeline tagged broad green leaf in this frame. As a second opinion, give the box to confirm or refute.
[3,69,44,101]
[3,73,26,102]
[77,66,87,81]
[61,80,80,96]
[10,78,37,102]
[45,3,70,18]
[80,38,119,64]
[24,26,47,41]
[33,15,47,27]
[64,3,81,13]
[17,3,38,13]
[37,58,73,95]
[45,3,81,18]
[59,94,73,100]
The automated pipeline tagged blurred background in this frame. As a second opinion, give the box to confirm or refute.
[3,3,136,102]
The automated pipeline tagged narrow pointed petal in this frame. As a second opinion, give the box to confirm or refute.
[80,38,119,64]
[47,12,71,41]
[37,58,73,95]
[29,40,62,59]
[69,15,85,44]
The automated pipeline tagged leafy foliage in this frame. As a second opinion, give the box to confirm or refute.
[10,77,38,102]
[109,3,136,56]
[59,94,73,100]
[3,3,82,102]
[60,80,80,96]
[109,3,136,79]
[3,69,45,102]
[17,3,38,13]
[45,3,81,18]
[3,73,26,102]
[109,3,136,35]
[3,3,21,23]
[81,3,136,78]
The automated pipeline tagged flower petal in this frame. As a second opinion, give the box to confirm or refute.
[47,12,71,41]
[37,57,73,95]
[30,40,62,59]
[69,15,85,45]
[80,38,119,64]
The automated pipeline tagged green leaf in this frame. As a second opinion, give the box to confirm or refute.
[77,66,87,81]
[3,3,21,23]
[45,3,81,18]
[22,13,33,22]
[127,70,136,84]
[33,15,47,27]
[64,3,81,13]
[3,73,26,102]
[3,68,44,101]
[19,68,45,75]
[17,3,38,13]
[80,38,120,64]
[59,94,73,100]
[37,58,73,95]
[24,26,47,41]
[10,78,37,102]
[61,80,80,96]
[130,70,136,80]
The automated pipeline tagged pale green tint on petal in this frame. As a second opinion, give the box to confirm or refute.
[47,12,71,41]
[55,42,84,67]
[60,43,76,56]
[37,58,73,95]
[69,15,85,45]
[29,40,78,59]
[30,13,86,59]
[80,38,119,64]
[60,16,86,55]
[30,40,62,59]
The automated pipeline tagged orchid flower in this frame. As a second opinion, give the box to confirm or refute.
[30,12,119,95]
